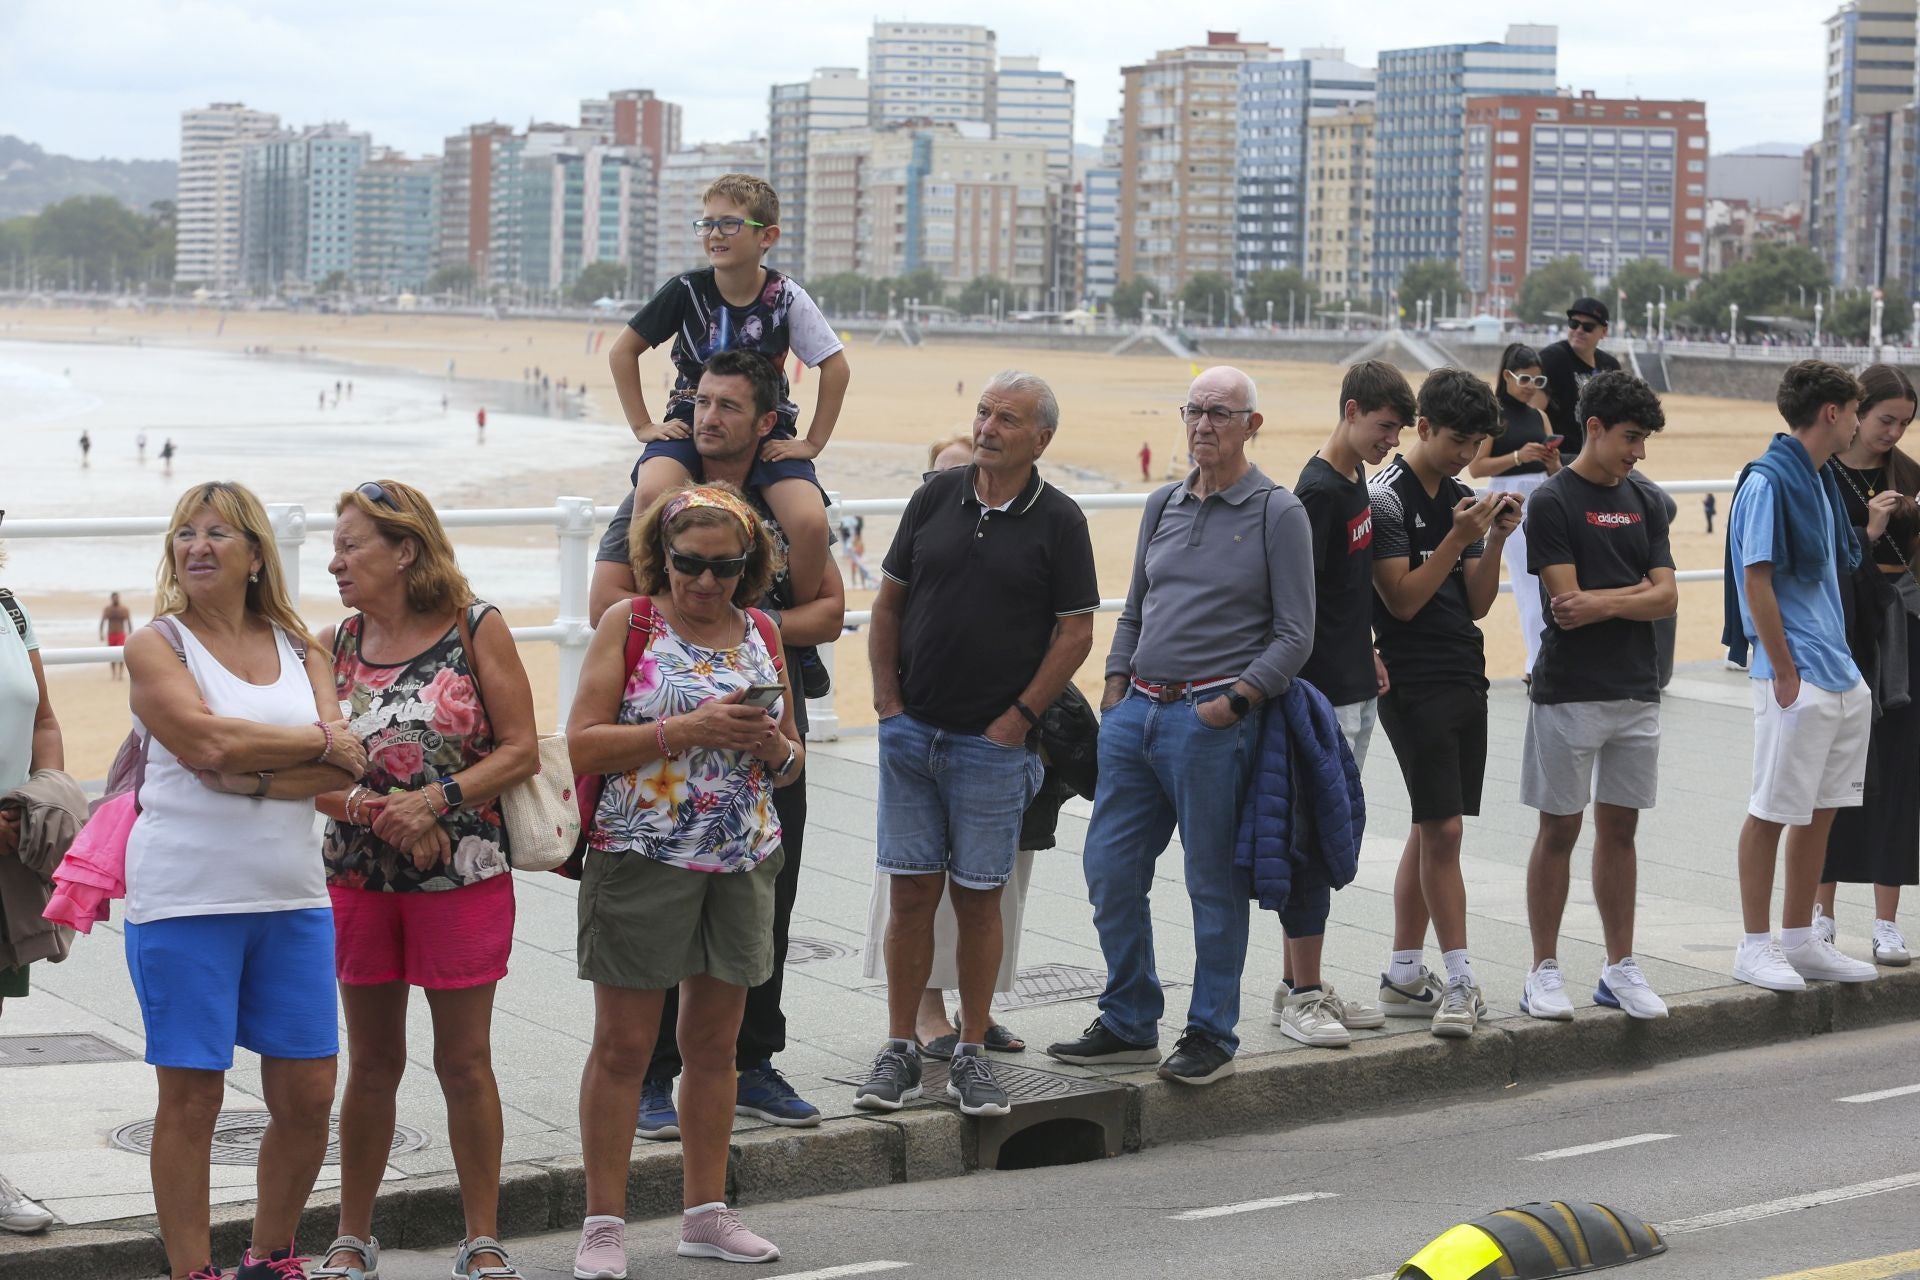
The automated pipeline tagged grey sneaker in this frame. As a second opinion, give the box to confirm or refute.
[312,1234,379,1280]
[852,1038,923,1112]
[1275,987,1352,1048]
[1431,976,1484,1039]
[1324,983,1386,1030]
[1873,919,1912,967]
[1379,966,1445,1018]
[945,1045,1011,1116]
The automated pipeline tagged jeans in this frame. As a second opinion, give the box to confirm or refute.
[1082,688,1259,1052]
[876,712,1042,889]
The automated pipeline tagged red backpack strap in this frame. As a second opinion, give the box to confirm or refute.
[625,596,657,672]
[744,607,784,674]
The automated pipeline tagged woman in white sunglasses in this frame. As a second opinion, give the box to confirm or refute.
[1470,342,1564,680]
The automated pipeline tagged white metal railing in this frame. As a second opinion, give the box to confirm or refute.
[6,480,1742,741]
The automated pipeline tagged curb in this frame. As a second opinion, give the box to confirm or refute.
[6,968,1918,1279]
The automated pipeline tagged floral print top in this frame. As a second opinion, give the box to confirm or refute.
[590,606,784,873]
[323,603,508,892]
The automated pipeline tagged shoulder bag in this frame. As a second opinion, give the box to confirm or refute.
[455,602,579,873]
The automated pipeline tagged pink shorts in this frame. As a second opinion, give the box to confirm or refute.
[330,874,515,989]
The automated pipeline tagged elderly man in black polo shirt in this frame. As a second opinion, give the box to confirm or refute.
[854,370,1099,1117]
[1047,365,1315,1086]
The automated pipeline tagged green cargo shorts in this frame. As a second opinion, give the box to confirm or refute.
[576,846,784,991]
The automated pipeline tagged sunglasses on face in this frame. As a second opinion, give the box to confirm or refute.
[692,216,766,237]
[357,481,400,510]
[1507,372,1549,389]
[1568,318,1604,334]
[668,548,750,579]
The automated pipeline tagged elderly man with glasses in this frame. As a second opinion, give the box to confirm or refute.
[1047,365,1315,1086]
[1539,297,1622,466]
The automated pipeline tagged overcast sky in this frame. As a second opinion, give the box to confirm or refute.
[0,1,1823,162]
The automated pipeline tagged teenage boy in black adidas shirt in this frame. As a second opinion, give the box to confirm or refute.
[1272,360,1416,1049]
[1368,367,1516,1040]
[1519,371,1678,1024]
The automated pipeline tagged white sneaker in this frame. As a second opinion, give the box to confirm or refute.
[1812,904,1836,946]
[1324,983,1386,1030]
[1596,957,1669,1019]
[0,1175,52,1233]
[1521,959,1575,1021]
[1873,919,1911,967]
[1430,977,1484,1039]
[1783,935,1879,983]
[1733,938,1807,991]
[1275,987,1353,1047]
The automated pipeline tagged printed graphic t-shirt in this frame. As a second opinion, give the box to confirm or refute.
[1295,456,1378,706]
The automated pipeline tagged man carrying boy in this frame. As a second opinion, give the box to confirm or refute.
[1518,371,1677,1021]
[1725,361,1878,989]
[1370,368,1518,1038]
[606,172,850,692]
[1272,360,1412,1047]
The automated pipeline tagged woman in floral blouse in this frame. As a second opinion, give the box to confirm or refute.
[567,483,803,1275]
[314,480,539,1280]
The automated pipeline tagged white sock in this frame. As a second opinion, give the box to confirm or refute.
[1744,932,1772,949]
[685,1201,726,1217]
[584,1214,624,1229]
[1442,948,1475,986]
[1387,950,1424,984]
[1780,926,1812,949]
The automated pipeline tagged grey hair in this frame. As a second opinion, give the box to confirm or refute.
[985,369,1061,434]
[1192,365,1258,413]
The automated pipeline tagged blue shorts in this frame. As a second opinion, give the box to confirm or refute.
[125,909,339,1070]
[631,426,826,498]
[875,712,1043,889]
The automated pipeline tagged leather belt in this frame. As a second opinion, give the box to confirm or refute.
[1130,675,1236,704]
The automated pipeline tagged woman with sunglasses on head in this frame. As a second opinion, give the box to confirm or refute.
[311,480,540,1280]
[1471,343,1565,679]
[568,483,802,1277]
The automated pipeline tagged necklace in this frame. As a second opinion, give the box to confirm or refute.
[1832,461,1911,571]
[1838,458,1885,497]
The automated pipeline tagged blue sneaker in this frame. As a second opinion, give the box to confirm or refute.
[735,1060,822,1127]
[636,1075,680,1142]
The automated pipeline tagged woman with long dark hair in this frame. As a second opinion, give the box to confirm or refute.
[1471,342,1564,676]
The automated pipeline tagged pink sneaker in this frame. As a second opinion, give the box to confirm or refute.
[572,1217,628,1279]
[677,1206,780,1263]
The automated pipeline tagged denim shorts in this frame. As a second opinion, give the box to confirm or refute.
[125,908,339,1070]
[876,712,1043,889]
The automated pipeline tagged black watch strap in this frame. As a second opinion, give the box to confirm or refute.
[1013,699,1041,728]
[1226,690,1253,718]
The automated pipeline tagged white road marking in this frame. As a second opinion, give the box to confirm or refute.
[1521,1132,1676,1162]
[770,1264,911,1280]
[1169,1191,1339,1220]
[1662,1171,1920,1235]
[1837,1083,1920,1104]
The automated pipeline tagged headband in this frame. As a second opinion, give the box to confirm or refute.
[661,486,758,541]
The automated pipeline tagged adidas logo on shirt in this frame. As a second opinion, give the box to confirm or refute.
[1413,514,1426,529]
[1586,511,1644,528]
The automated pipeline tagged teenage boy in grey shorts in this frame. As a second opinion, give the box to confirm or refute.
[1518,371,1677,1021]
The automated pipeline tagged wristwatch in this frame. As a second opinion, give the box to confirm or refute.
[436,775,464,810]
[1225,690,1253,720]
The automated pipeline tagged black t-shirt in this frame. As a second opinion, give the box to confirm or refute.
[1489,401,1553,476]
[1538,340,1621,461]
[1369,455,1487,690]
[1296,455,1378,706]
[1525,467,1675,703]
[881,466,1101,734]
[1831,460,1907,568]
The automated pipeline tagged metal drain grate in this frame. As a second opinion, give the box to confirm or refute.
[0,1033,138,1067]
[787,936,856,965]
[995,962,1186,1011]
[827,1059,1115,1102]
[109,1112,429,1166]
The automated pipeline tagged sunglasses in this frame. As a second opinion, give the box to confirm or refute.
[1506,372,1549,389]
[356,481,400,510]
[668,548,750,579]
[1568,318,1604,333]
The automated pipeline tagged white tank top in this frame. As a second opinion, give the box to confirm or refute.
[124,622,330,925]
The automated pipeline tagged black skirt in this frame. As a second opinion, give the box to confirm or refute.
[1824,617,1920,886]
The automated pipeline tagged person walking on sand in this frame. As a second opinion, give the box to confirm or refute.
[1704,492,1717,534]
[476,407,486,431]
[78,431,90,467]
[160,439,176,473]
[137,433,148,463]
[1140,441,1153,482]
[100,593,132,682]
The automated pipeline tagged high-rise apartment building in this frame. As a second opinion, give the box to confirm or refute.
[1813,2,1918,286]
[353,150,440,294]
[238,123,370,292]
[1461,92,1709,315]
[488,125,651,296]
[580,89,681,178]
[996,56,1075,176]
[1304,105,1375,304]
[1118,31,1274,295]
[1373,24,1558,297]
[439,123,515,278]
[768,68,869,273]
[868,22,998,128]
[654,140,769,284]
[1236,50,1375,282]
[177,103,281,290]
[1081,118,1123,304]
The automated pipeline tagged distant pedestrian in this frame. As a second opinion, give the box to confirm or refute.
[476,407,486,431]
[346,380,353,399]
[99,592,132,681]
[1703,492,1717,533]
[441,394,449,412]
[319,390,327,410]
[159,438,176,472]
[78,431,90,466]
[956,379,964,398]
[1139,440,1152,481]
[136,432,147,462]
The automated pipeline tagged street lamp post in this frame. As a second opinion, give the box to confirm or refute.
[1814,300,1824,349]
[1728,302,1739,355]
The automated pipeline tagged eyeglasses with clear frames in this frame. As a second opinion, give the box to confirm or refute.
[692,216,766,238]
[1178,403,1256,427]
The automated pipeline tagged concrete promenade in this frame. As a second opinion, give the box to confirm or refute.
[2,661,1915,1277]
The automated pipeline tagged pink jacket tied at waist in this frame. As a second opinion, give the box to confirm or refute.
[43,791,134,933]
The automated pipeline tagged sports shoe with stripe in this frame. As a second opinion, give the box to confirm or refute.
[1274,986,1352,1048]
[852,1038,923,1111]
[945,1044,1012,1116]
[1378,966,1445,1018]
[1430,976,1484,1039]
[1596,957,1669,1019]
[1873,919,1911,967]
[1521,959,1575,1021]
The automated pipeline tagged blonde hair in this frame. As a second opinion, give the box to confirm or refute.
[702,173,779,227]
[927,434,972,471]
[629,481,783,608]
[334,480,474,616]
[155,481,311,645]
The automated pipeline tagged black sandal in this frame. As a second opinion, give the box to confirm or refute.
[983,1022,1026,1053]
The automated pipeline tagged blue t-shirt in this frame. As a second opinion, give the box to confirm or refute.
[1728,471,1860,691]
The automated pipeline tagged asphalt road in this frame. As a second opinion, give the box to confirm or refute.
[366,1024,1920,1280]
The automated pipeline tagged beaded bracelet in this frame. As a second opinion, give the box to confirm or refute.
[315,719,335,764]
[655,716,678,760]
[425,783,450,817]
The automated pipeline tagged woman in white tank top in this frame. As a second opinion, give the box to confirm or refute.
[122,482,369,1280]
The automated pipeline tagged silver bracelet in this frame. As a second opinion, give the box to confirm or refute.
[775,741,798,779]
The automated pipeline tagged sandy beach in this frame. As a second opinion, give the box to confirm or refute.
[3,302,1760,778]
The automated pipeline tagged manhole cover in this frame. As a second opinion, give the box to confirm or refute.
[109,1112,429,1166]
[0,1033,137,1067]
[828,1059,1116,1102]
[995,963,1187,1011]
[787,936,856,965]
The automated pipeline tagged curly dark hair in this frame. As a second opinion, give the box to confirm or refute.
[1416,366,1501,437]
[628,481,784,608]
[1339,359,1416,423]
[702,349,782,422]
[1576,370,1666,435]
[1777,360,1865,430]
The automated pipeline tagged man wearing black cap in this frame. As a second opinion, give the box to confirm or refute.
[1538,297,1621,464]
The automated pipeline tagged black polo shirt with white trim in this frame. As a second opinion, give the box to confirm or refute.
[881,464,1100,734]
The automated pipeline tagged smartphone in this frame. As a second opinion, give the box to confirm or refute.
[1544,435,1564,448]
[739,684,785,710]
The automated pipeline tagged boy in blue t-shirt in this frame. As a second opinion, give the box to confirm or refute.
[1725,360,1877,993]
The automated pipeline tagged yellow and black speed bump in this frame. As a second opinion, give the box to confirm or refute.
[1396,1201,1666,1278]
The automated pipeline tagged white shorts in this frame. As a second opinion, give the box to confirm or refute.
[1749,678,1870,825]
[1334,698,1377,769]
[1520,699,1662,815]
